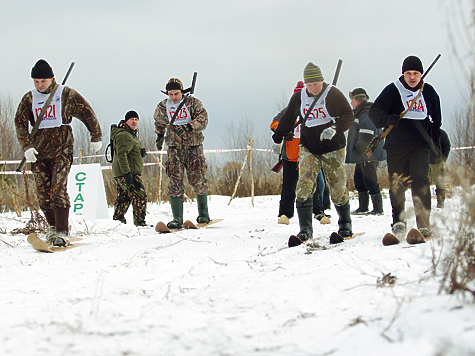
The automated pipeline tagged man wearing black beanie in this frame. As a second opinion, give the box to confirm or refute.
[369,55,442,245]
[14,59,103,247]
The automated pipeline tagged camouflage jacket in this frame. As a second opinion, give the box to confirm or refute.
[153,95,208,148]
[15,79,102,156]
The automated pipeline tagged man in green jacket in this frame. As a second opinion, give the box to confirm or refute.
[112,111,147,226]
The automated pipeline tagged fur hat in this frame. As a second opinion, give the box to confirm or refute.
[125,110,139,121]
[349,88,369,102]
[402,55,424,74]
[303,62,324,83]
[161,78,184,94]
[31,59,54,79]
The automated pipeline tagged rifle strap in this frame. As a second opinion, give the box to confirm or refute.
[30,83,60,138]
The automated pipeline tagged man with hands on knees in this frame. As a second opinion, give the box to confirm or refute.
[15,59,102,247]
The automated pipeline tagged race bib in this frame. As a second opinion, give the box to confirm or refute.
[166,99,192,125]
[394,80,427,120]
[31,85,65,129]
[300,85,334,127]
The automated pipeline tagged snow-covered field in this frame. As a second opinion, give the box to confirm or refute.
[0,189,474,356]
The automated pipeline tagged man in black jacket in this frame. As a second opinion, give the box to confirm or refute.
[346,88,386,215]
[369,55,442,244]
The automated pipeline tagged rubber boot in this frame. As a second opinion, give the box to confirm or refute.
[369,192,384,215]
[436,188,445,208]
[336,201,352,238]
[196,193,210,224]
[351,191,369,215]
[296,198,313,242]
[53,207,70,246]
[43,209,55,227]
[168,196,183,229]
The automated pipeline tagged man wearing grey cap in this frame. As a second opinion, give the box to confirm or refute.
[272,62,354,247]
[346,88,385,216]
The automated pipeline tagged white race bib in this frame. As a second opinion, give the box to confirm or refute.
[31,85,65,129]
[166,99,192,125]
[394,80,427,120]
[300,85,334,127]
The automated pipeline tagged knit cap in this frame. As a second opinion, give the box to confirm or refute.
[125,110,139,121]
[294,81,305,93]
[303,62,324,83]
[31,59,54,79]
[402,56,424,74]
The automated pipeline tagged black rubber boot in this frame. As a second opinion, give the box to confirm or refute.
[196,193,210,224]
[351,191,369,215]
[369,192,384,215]
[168,196,183,229]
[336,201,352,238]
[53,207,70,246]
[43,209,55,227]
[296,198,313,242]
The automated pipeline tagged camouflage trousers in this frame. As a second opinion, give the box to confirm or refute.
[296,146,349,206]
[113,174,147,225]
[32,152,73,211]
[166,145,208,198]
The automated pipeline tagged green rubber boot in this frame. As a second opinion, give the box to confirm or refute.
[196,193,210,224]
[167,196,183,229]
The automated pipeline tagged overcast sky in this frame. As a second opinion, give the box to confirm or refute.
[0,0,471,150]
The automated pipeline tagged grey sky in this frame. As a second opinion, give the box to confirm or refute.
[0,0,470,150]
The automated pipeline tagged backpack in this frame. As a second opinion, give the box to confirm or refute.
[105,124,117,163]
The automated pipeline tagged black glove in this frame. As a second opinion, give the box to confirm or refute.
[141,148,147,157]
[156,135,165,151]
[125,172,133,186]
[174,123,192,135]
[272,133,284,144]
[386,114,401,127]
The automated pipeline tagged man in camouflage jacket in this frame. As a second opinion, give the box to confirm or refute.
[15,59,102,246]
[153,78,209,229]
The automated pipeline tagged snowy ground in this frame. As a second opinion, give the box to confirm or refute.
[0,189,474,356]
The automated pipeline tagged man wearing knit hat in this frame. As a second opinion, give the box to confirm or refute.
[111,110,148,226]
[14,59,102,247]
[369,55,442,245]
[154,77,210,229]
[270,81,330,225]
[346,88,386,216]
[272,62,354,247]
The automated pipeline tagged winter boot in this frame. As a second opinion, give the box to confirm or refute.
[167,196,184,229]
[53,207,70,246]
[196,193,210,224]
[43,209,55,227]
[336,201,352,238]
[351,191,369,215]
[369,192,384,215]
[295,198,314,243]
[436,188,445,209]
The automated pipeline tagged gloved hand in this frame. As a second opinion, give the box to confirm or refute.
[273,142,283,155]
[386,114,400,127]
[156,135,165,151]
[174,123,192,135]
[125,172,133,186]
[25,147,38,163]
[90,141,102,152]
[272,133,284,144]
[320,127,336,141]
[141,148,147,157]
